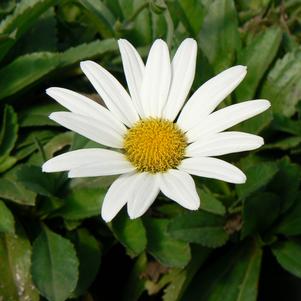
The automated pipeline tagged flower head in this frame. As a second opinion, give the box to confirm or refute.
[42,38,270,222]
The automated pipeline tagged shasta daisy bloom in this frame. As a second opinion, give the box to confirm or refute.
[42,38,270,222]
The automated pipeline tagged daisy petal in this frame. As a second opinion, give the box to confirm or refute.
[42,149,128,172]
[118,39,145,117]
[46,87,126,134]
[187,99,271,142]
[140,39,171,118]
[186,131,264,157]
[162,38,197,121]
[159,169,200,210]
[178,65,247,131]
[178,157,246,184]
[68,155,134,178]
[49,112,124,148]
[127,173,160,219]
[80,60,139,127]
[101,173,137,222]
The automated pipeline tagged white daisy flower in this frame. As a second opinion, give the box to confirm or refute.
[42,38,270,222]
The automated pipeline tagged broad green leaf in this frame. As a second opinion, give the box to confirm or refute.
[271,113,301,136]
[144,218,191,268]
[0,155,17,173]
[267,157,301,213]
[111,211,147,257]
[236,161,278,200]
[71,229,101,297]
[0,222,39,301]
[263,137,301,150]
[275,192,301,236]
[236,27,282,100]
[199,0,241,72]
[0,0,58,60]
[17,164,59,197]
[272,240,301,278]
[59,38,117,67]
[122,253,148,301]
[77,0,115,38]
[168,211,229,248]
[261,50,301,117]
[0,105,18,159]
[56,177,115,220]
[242,192,281,238]
[167,0,204,36]
[163,246,211,301]
[19,103,62,127]
[182,239,262,301]
[31,226,79,301]
[0,39,117,100]
[0,200,15,234]
[0,177,36,205]
[197,188,226,216]
[0,52,60,100]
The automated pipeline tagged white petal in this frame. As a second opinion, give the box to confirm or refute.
[178,157,246,184]
[159,169,200,210]
[162,38,197,121]
[101,172,137,222]
[49,112,124,148]
[118,39,145,117]
[68,155,134,177]
[140,39,171,117]
[178,65,247,131]
[127,173,160,219]
[46,87,126,134]
[80,60,139,127]
[186,131,264,157]
[187,99,271,142]
[42,148,125,172]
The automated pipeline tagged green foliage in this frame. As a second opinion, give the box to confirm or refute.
[0,0,301,299]
[31,225,79,301]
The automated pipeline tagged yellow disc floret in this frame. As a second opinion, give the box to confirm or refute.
[124,118,187,173]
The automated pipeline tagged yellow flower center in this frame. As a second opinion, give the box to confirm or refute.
[124,118,187,173]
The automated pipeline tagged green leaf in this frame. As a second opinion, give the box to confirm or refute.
[236,161,278,200]
[0,52,60,100]
[267,157,301,213]
[0,200,14,234]
[263,136,301,150]
[0,105,18,159]
[274,192,301,236]
[242,192,281,239]
[0,39,117,100]
[168,211,229,248]
[0,222,39,301]
[57,177,114,220]
[236,27,282,100]
[19,103,62,127]
[182,239,262,301]
[163,246,211,301]
[261,50,301,117]
[111,211,147,257]
[167,0,204,36]
[144,218,191,268]
[0,177,36,205]
[59,38,117,67]
[0,155,17,173]
[272,240,301,278]
[31,225,79,301]
[77,0,115,38]
[71,228,101,297]
[0,0,58,60]
[198,188,226,216]
[199,0,240,72]
[17,164,59,197]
